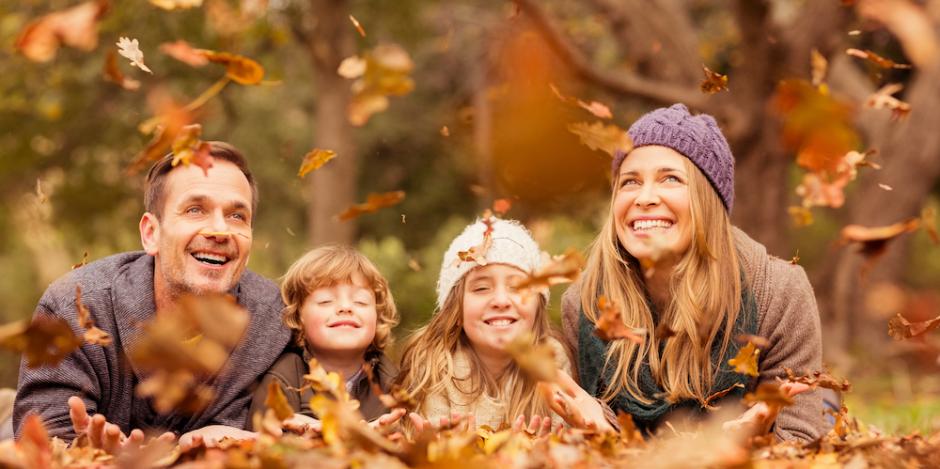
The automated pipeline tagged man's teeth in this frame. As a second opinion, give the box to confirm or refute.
[632,219,673,231]
[486,318,516,326]
[193,252,229,265]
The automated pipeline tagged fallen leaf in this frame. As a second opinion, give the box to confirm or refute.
[888,312,940,340]
[349,14,366,37]
[512,248,585,296]
[567,121,632,157]
[728,341,760,377]
[700,65,729,94]
[159,40,209,67]
[15,0,108,63]
[0,316,82,368]
[337,191,406,221]
[150,0,203,10]
[265,380,294,421]
[702,383,745,409]
[594,296,645,344]
[75,286,112,346]
[116,37,153,74]
[103,50,141,90]
[846,48,912,69]
[298,149,337,177]
[198,50,264,85]
[865,83,911,120]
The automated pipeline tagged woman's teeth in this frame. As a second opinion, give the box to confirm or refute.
[632,219,673,231]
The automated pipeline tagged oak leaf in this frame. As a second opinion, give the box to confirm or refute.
[337,191,406,221]
[116,37,153,74]
[298,149,337,178]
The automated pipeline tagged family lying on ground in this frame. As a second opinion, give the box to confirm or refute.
[12,104,828,450]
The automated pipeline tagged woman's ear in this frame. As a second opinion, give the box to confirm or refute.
[139,212,160,255]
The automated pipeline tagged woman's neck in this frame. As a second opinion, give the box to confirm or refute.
[641,261,674,312]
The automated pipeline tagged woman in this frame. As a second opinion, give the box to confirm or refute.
[560,104,826,442]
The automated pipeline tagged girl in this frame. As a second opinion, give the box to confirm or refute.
[249,245,402,427]
[561,104,826,441]
[397,218,573,433]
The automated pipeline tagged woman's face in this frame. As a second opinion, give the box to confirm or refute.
[613,145,693,262]
[461,263,539,359]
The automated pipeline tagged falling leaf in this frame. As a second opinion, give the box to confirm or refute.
[505,332,558,384]
[15,0,108,63]
[407,258,421,272]
[865,83,911,120]
[337,191,406,221]
[788,206,814,227]
[594,296,645,344]
[75,286,112,346]
[128,91,195,174]
[440,126,450,137]
[72,251,89,270]
[857,0,939,68]
[888,312,940,340]
[846,48,912,69]
[702,383,745,409]
[198,50,264,85]
[303,358,351,403]
[700,65,729,94]
[743,382,794,408]
[921,206,939,245]
[783,368,852,392]
[840,218,920,260]
[811,49,828,87]
[363,362,416,411]
[512,248,585,296]
[150,0,203,10]
[103,50,141,90]
[298,149,337,177]
[342,44,415,126]
[548,83,613,119]
[159,40,209,67]
[349,14,366,37]
[338,56,367,79]
[116,37,153,74]
[0,316,82,368]
[170,124,214,175]
[492,198,511,215]
[727,341,760,377]
[456,216,495,266]
[878,183,893,191]
[265,381,295,421]
[567,121,632,157]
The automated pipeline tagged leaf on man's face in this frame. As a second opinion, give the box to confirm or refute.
[15,0,108,63]
[197,50,264,85]
[512,248,585,297]
[594,296,645,344]
[505,332,558,384]
[846,48,912,69]
[75,286,112,346]
[700,65,729,94]
[888,312,940,340]
[298,149,337,178]
[567,121,632,157]
[727,341,760,377]
[0,316,82,368]
[159,40,209,67]
[337,191,406,221]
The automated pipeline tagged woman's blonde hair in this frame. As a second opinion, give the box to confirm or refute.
[580,158,742,405]
[396,272,554,424]
[281,245,399,356]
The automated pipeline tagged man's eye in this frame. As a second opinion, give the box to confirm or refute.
[230,212,247,221]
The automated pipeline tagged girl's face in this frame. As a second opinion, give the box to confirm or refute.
[301,272,377,358]
[613,145,693,262]
[461,263,539,359]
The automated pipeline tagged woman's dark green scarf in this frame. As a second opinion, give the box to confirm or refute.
[577,281,758,434]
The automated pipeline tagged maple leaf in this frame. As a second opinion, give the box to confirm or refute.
[198,50,265,85]
[594,296,645,344]
[846,48,912,69]
[15,0,108,63]
[150,0,203,10]
[727,341,760,377]
[783,368,852,392]
[75,286,112,346]
[103,50,140,91]
[298,149,337,177]
[888,312,940,340]
[865,83,911,120]
[700,65,729,94]
[840,218,920,261]
[337,191,406,221]
[265,380,295,421]
[549,83,613,119]
[512,248,585,297]
[159,40,209,67]
[116,37,153,74]
[567,121,633,157]
[811,49,828,88]
[505,332,558,384]
[0,316,82,368]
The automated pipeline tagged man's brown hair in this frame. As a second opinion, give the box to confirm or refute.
[144,141,259,220]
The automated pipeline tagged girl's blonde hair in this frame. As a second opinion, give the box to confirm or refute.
[281,245,399,356]
[581,158,742,405]
[396,273,554,424]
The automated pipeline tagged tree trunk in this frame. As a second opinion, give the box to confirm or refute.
[306,0,357,245]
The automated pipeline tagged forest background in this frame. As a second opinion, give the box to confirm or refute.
[2,0,939,433]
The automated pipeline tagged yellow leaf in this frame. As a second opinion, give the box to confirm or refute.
[298,149,337,177]
[727,341,760,377]
[265,380,294,421]
[567,121,632,157]
[198,50,264,85]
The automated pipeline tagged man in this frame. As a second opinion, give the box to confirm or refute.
[13,142,290,450]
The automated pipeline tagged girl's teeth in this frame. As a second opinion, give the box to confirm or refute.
[488,319,513,326]
[633,220,673,230]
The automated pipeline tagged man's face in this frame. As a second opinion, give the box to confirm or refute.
[141,160,254,298]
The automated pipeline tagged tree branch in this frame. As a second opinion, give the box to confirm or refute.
[512,0,707,108]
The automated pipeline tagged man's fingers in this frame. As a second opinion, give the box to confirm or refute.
[68,396,90,434]
[103,423,123,453]
[157,432,176,444]
[127,429,144,448]
[89,414,106,447]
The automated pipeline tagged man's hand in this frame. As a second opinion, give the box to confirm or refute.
[178,425,257,450]
[538,372,614,432]
[68,396,174,454]
[721,382,811,436]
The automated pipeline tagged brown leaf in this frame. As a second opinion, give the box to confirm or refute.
[846,48,912,69]
[337,190,406,221]
[265,380,294,421]
[727,341,760,377]
[700,65,729,94]
[363,362,416,411]
[198,50,265,85]
[865,83,911,120]
[567,121,633,157]
[342,44,415,126]
[888,312,940,340]
[505,332,558,384]
[103,50,141,91]
[512,248,585,297]
[922,206,939,245]
[170,124,214,175]
[654,323,677,341]
[75,286,112,346]
[783,368,852,392]
[857,0,939,68]
[128,91,195,174]
[549,83,613,119]
[594,296,645,344]
[616,411,645,445]
[702,383,745,409]
[456,216,495,266]
[159,40,209,67]
[15,0,108,63]
[72,251,89,270]
[840,218,920,260]
[298,149,337,178]
[0,316,82,368]
[743,382,794,408]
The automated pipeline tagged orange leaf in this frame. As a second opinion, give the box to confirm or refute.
[567,121,632,157]
[492,198,512,215]
[700,65,729,94]
[513,249,585,296]
[594,296,645,344]
[337,191,406,221]
[840,218,920,260]
[198,50,264,85]
[15,0,108,63]
[810,49,828,87]
[159,40,209,67]
[103,50,140,91]
[75,286,112,347]
[846,48,912,69]
[743,382,794,408]
[549,83,613,119]
[0,316,82,368]
[349,14,366,37]
[265,380,295,421]
[298,149,337,178]
[505,332,558,384]
[727,341,760,377]
[888,312,940,340]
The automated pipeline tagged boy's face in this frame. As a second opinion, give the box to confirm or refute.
[301,272,378,360]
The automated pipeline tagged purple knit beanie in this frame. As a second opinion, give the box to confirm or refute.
[612,104,735,212]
